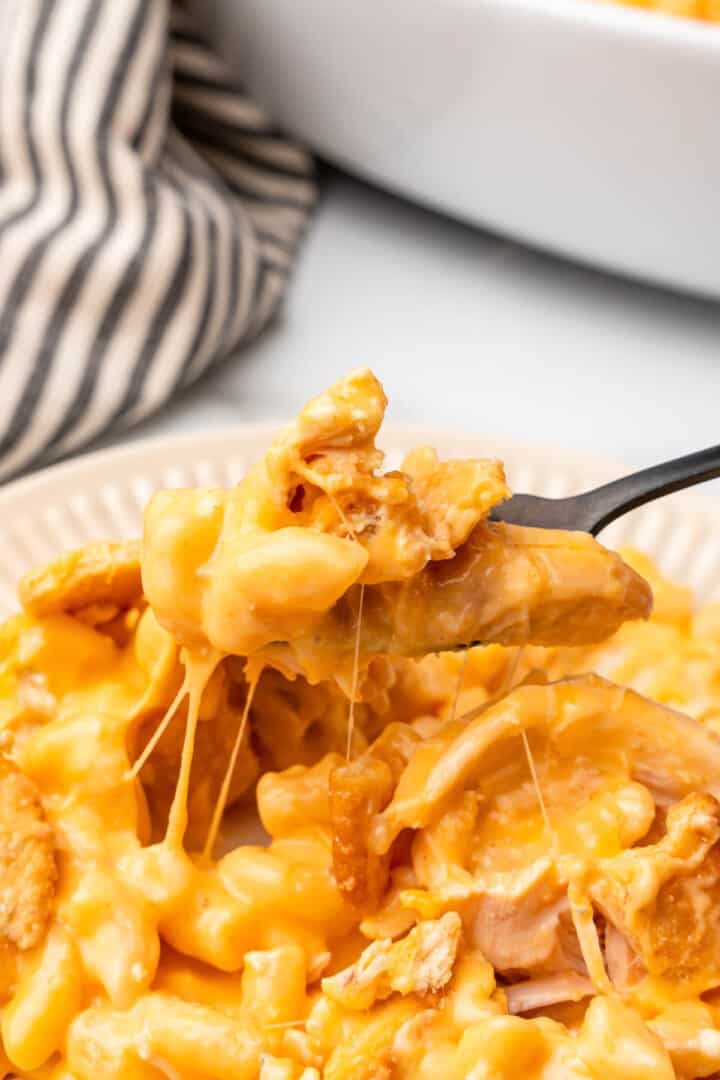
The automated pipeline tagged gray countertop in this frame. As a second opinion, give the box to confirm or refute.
[108,168,720,472]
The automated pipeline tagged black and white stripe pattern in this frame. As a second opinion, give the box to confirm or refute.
[0,0,315,480]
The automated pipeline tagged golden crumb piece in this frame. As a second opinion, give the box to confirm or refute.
[585,792,720,991]
[322,912,462,1010]
[0,759,56,950]
[19,541,142,619]
[329,757,394,910]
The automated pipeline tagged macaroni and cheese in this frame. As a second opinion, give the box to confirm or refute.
[0,369,718,1079]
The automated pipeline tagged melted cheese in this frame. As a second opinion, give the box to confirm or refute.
[141,370,650,683]
[164,648,222,850]
[2,574,717,1079]
[4,369,720,1080]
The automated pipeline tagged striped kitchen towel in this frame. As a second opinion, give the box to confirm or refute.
[0,0,316,481]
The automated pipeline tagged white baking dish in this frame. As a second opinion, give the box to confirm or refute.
[192,0,720,297]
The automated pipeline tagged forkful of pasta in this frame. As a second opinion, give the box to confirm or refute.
[138,368,658,675]
[26,369,717,675]
[21,368,663,676]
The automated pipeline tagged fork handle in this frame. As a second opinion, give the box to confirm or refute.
[570,443,720,535]
[492,444,720,535]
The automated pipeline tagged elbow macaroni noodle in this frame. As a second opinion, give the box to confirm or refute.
[0,370,719,1078]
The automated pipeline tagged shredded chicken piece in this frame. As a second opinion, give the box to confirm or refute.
[363,673,720,1000]
[604,922,644,991]
[329,757,394,909]
[0,758,56,949]
[19,541,142,618]
[315,519,652,657]
[371,676,720,853]
[322,913,462,1010]
[584,793,720,989]
[504,972,595,1014]
[467,861,571,975]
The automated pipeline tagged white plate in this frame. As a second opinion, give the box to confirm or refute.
[2,425,720,617]
[191,0,720,298]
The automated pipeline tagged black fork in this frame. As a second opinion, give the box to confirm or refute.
[491,444,720,536]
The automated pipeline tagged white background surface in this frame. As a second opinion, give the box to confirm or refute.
[101,169,720,472]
